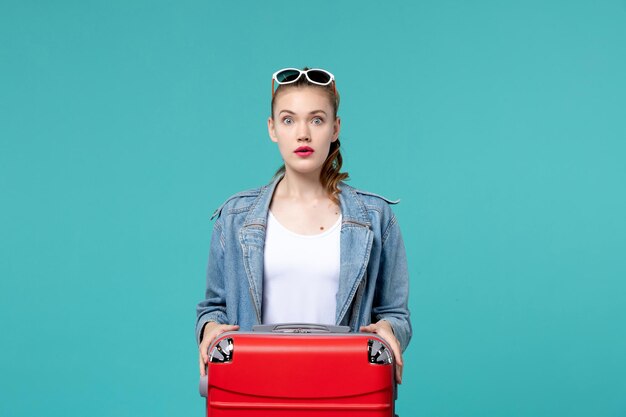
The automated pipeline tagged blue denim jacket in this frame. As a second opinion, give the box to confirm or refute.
[196,175,412,352]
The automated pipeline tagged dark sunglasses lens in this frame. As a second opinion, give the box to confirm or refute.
[307,70,332,84]
[276,69,301,83]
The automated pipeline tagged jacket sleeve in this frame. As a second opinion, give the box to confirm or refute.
[195,218,229,344]
[372,213,412,352]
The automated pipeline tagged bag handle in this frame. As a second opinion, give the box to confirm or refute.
[252,323,350,333]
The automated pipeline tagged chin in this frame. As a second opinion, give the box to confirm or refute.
[285,162,324,176]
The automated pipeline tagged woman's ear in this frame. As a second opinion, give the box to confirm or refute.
[267,116,278,143]
[332,116,341,142]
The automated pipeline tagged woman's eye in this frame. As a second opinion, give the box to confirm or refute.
[311,117,323,125]
[282,117,293,125]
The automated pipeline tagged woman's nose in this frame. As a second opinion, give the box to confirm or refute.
[296,122,311,142]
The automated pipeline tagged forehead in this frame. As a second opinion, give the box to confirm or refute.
[273,87,333,114]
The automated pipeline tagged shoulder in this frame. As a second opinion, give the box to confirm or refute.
[338,182,401,234]
[210,186,263,220]
[341,183,403,244]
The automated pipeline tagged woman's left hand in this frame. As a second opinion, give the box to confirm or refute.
[360,320,403,384]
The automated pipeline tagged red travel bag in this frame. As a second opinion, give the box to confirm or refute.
[199,323,397,417]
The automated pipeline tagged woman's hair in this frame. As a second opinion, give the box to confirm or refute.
[271,67,349,205]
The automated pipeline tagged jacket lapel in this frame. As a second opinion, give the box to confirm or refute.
[238,176,373,326]
[239,175,282,323]
[335,184,373,325]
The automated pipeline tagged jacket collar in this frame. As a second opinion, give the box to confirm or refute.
[243,173,372,226]
[240,173,373,326]
[242,174,282,227]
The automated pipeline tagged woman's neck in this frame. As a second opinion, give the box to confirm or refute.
[277,168,326,200]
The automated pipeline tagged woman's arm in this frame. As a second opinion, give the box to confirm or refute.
[371,213,412,351]
[362,212,412,384]
[196,219,229,343]
[196,218,240,375]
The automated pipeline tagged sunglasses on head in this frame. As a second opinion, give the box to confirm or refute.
[272,68,336,97]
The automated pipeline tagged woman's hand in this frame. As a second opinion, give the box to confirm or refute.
[360,320,403,384]
[199,322,240,376]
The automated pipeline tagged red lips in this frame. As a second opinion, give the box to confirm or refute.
[294,146,314,157]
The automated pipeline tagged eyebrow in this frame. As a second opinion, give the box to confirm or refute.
[278,109,328,116]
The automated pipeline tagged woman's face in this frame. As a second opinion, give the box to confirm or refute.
[268,86,340,176]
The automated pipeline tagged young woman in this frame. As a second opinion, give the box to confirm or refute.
[196,67,411,383]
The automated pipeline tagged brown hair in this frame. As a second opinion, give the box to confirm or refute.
[270,67,349,205]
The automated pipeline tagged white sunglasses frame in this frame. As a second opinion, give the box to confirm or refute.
[271,68,336,97]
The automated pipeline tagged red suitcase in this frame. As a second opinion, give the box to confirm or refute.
[199,323,397,417]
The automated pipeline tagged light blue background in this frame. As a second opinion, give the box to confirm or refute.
[1,1,625,416]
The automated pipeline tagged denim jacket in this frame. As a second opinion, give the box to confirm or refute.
[195,175,412,352]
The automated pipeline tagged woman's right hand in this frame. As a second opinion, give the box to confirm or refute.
[199,322,239,376]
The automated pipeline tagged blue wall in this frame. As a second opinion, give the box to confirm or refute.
[1,1,625,416]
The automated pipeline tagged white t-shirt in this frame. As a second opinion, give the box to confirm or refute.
[262,211,341,325]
